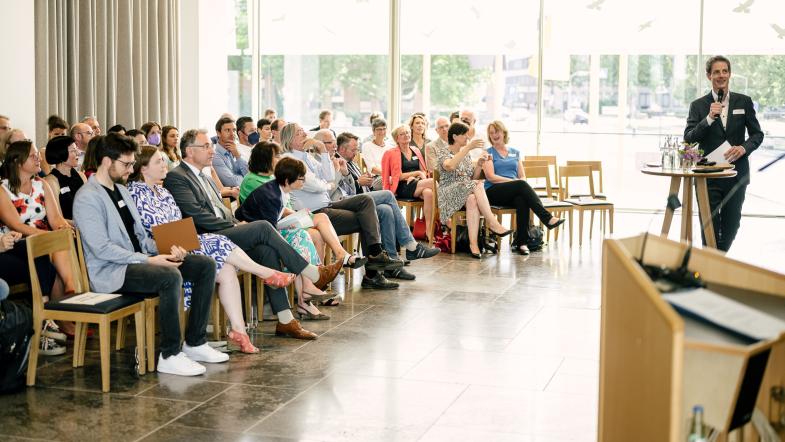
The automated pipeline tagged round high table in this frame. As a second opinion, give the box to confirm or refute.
[641,166,736,248]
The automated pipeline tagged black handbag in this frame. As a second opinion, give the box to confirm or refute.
[0,300,33,394]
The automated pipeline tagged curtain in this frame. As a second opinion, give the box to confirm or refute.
[34,0,179,141]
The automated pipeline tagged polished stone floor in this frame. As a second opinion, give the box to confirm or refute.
[1,212,783,441]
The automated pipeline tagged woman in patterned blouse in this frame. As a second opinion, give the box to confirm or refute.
[127,145,296,354]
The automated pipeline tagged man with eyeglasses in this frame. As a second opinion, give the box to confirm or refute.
[424,117,450,172]
[0,115,10,136]
[164,129,340,340]
[212,117,249,188]
[73,133,226,376]
[69,123,94,167]
[81,116,102,136]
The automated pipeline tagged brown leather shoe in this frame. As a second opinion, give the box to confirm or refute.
[314,259,342,290]
[275,319,318,340]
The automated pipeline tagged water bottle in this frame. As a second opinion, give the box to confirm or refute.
[670,138,681,169]
[688,405,707,442]
[661,137,673,169]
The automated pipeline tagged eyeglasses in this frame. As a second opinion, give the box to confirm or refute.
[296,177,306,181]
[188,143,214,150]
[68,147,80,155]
[0,126,10,131]
[77,130,95,137]
[115,159,136,169]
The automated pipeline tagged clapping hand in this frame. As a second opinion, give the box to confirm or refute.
[0,231,21,253]
[466,138,486,150]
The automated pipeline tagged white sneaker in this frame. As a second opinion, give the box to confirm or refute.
[39,336,66,356]
[182,342,230,363]
[42,320,67,343]
[157,352,206,376]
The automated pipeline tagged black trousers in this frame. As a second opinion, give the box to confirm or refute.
[698,175,748,252]
[118,254,216,358]
[485,180,552,244]
[0,239,57,296]
[217,220,308,314]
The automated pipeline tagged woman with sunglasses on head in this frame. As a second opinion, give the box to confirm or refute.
[408,112,431,152]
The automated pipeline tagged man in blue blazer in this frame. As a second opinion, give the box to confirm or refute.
[73,133,227,377]
[684,55,764,251]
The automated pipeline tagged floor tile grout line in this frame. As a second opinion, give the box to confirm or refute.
[131,383,239,442]
[415,383,472,441]
[541,356,566,392]
[133,383,159,397]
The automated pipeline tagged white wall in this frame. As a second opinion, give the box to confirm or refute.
[0,0,36,140]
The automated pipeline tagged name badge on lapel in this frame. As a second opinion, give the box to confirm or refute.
[118,200,126,208]
[732,109,745,115]
[60,186,70,194]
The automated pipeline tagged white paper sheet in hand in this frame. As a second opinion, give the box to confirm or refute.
[663,288,785,341]
[705,141,732,164]
[277,209,314,230]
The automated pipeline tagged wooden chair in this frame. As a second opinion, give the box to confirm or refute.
[525,156,562,199]
[566,160,607,240]
[325,234,355,287]
[523,165,574,246]
[26,229,146,392]
[559,165,614,247]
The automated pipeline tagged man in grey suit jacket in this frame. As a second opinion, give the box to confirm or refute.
[164,129,342,340]
[73,133,227,377]
[684,55,764,251]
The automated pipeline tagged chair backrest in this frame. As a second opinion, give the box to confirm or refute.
[566,160,604,193]
[523,165,555,198]
[354,151,365,174]
[559,165,596,199]
[525,155,559,186]
[25,228,90,315]
[432,169,441,208]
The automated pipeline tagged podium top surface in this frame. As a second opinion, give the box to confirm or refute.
[641,166,737,178]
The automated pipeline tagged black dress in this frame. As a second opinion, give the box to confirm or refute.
[396,151,421,199]
[49,168,85,219]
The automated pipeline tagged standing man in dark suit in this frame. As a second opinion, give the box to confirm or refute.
[684,55,764,252]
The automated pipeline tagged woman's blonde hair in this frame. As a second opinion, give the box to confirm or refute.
[407,112,428,134]
[486,120,509,144]
[390,125,411,140]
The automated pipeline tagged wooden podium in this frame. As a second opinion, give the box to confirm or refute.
[599,234,785,441]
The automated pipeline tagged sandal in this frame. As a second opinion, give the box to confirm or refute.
[319,297,341,307]
[343,254,368,269]
[297,302,330,320]
[263,271,296,288]
[227,330,260,353]
[301,291,334,303]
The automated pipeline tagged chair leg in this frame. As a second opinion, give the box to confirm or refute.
[510,213,516,246]
[256,277,265,324]
[590,211,595,239]
[450,217,457,254]
[242,273,252,327]
[73,321,83,368]
[211,291,222,340]
[115,317,126,350]
[578,210,584,247]
[146,301,156,372]
[569,211,573,247]
[78,322,89,367]
[99,317,111,393]
[134,309,146,376]
[609,207,614,234]
[27,319,43,387]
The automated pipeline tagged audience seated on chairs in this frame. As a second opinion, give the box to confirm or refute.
[337,132,440,282]
[164,129,341,340]
[73,133,227,376]
[239,140,279,203]
[435,122,512,259]
[128,146,299,352]
[425,117,449,173]
[280,122,404,289]
[43,136,86,222]
[212,116,249,188]
[382,125,435,243]
[236,156,365,319]
[235,116,256,162]
[160,125,181,170]
[482,120,565,255]
[0,229,64,355]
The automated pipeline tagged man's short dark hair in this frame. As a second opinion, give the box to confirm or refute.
[179,129,208,159]
[705,55,731,75]
[236,116,254,133]
[447,122,470,145]
[215,117,234,133]
[126,129,143,138]
[107,124,127,134]
[256,118,272,129]
[45,135,76,165]
[336,132,359,149]
[449,111,460,122]
[318,110,332,121]
[274,157,306,186]
[97,133,137,163]
[248,141,280,174]
[271,119,285,131]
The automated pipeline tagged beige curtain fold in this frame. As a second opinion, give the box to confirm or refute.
[34,0,179,142]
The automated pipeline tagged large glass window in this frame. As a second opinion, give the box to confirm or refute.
[400,0,540,149]
[258,0,390,134]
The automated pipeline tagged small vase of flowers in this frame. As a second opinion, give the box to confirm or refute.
[679,142,703,170]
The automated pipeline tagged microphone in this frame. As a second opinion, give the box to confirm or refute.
[713,89,725,119]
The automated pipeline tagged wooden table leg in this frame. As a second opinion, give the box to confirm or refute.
[660,177,682,237]
[680,177,693,242]
[695,177,717,248]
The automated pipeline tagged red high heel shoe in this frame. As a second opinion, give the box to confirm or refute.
[227,330,260,354]
[263,271,295,288]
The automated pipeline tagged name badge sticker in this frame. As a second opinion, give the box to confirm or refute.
[60,186,70,194]
[732,109,745,115]
[118,200,126,208]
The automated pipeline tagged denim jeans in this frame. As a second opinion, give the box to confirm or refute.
[366,190,414,259]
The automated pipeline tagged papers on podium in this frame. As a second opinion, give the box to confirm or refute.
[705,141,732,164]
[60,292,122,306]
[277,209,314,230]
[663,288,785,341]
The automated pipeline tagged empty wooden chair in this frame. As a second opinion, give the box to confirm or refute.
[559,165,614,246]
[523,165,574,246]
[26,229,146,392]
[525,155,562,198]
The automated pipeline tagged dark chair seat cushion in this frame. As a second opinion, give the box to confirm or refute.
[45,294,143,314]
[397,197,423,203]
